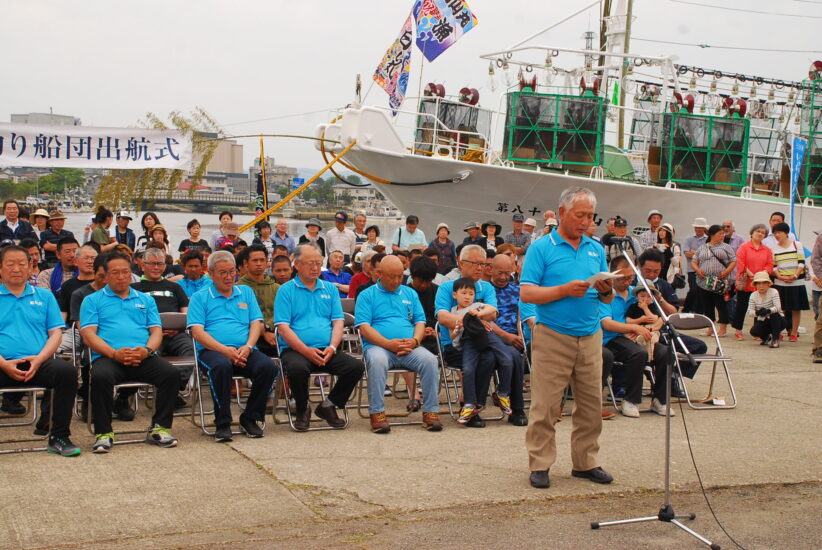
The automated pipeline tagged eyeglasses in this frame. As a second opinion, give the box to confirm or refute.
[722,225,732,229]
[215,269,237,278]
[461,259,482,266]
[300,261,324,267]
[144,261,165,267]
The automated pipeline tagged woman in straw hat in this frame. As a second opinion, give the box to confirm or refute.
[746,271,785,348]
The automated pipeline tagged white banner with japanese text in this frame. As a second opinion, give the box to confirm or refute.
[0,124,192,170]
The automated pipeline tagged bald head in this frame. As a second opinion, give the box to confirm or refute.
[491,254,514,288]
[378,255,405,291]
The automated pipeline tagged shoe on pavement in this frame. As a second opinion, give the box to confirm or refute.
[293,408,312,432]
[214,424,233,442]
[620,401,640,418]
[465,414,486,428]
[651,397,675,417]
[769,338,780,348]
[47,436,81,457]
[421,412,443,432]
[33,422,50,436]
[509,411,528,426]
[92,433,114,453]
[370,412,391,433]
[760,336,770,346]
[146,424,178,447]
[496,395,513,416]
[601,409,616,420]
[113,395,135,421]
[571,466,613,484]
[239,413,264,438]
[671,377,687,399]
[813,349,822,363]
[315,403,346,428]
[530,470,550,489]
[457,405,479,425]
[788,334,798,342]
[0,398,26,415]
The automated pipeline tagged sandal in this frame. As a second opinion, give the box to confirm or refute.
[734,331,744,341]
[406,399,421,412]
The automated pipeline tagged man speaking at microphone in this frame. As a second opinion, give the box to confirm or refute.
[521,187,617,489]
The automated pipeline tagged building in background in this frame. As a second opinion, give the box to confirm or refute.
[191,132,246,195]
[10,112,81,126]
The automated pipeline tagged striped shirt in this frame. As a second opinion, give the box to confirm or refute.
[746,288,782,319]
[770,241,806,287]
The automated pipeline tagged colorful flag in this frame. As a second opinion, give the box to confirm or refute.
[373,12,414,114]
[413,0,478,62]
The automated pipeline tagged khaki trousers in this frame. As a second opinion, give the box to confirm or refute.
[526,324,603,472]
[814,295,822,351]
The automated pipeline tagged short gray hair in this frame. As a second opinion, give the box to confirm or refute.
[208,250,235,271]
[558,186,597,211]
[459,244,486,260]
[143,248,166,262]
[293,243,320,261]
[749,223,768,237]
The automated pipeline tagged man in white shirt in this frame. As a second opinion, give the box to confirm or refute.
[325,211,357,263]
[390,215,427,253]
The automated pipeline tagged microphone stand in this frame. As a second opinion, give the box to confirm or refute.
[591,241,720,550]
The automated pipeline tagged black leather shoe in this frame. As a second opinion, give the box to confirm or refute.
[572,467,614,484]
[214,424,233,442]
[466,414,486,428]
[530,470,550,489]
[508,412,528,426]
[293,408,311,432]
[670,377,687,399]
[239,413,263,438]
[315,403,346,428]
[1,397,26,415]
[114,395,135,421]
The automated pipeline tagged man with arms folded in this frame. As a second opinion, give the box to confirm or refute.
[188,250,277,442]
[275,244,364,431]
[521,186,617,489]
[80,252,180,453]
[0,245,80,456]
[355,255,443,433]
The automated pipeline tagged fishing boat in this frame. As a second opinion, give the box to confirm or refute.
[316,2,822,245]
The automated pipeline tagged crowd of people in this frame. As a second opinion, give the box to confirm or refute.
[1,195,820,465]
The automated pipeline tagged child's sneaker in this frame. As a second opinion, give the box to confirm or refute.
[457,405,478,425]
[496,395,513,416]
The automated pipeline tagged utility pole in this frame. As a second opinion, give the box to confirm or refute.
[617,0,634,150]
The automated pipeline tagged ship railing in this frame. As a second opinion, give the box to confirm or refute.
[369,104,495,164]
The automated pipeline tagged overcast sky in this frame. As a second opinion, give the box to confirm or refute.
[1,0,817,172]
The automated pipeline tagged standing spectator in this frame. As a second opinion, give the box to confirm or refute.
[605,217,640,263]
[321,250,352,298]
[692,225,737,337]
[683,217,709,313]
[462,221,482,246]
[299,218,327,258]
[275,244,365,431]
[272,218,295,254]
[504,213,531,253]
[428,223,456,275]
[326,211,357,262]
[177,219,211,257]
[812,231,822,320]
[353,213,368,252]
[31,209,50,240]
[252,221,277,259]
[79,252,181,452]
[731,224,773,340]
[656,223,682,283]
[135,212,161,252]
[523,218,538,245]
[113,211,136,251]
[0,199,37,243]
[722,220,745,253]
[763,211,796,249]
[390,215,427,254]
[215,222,239,251]
[478,220,503,253]
[208,211,234,250]
[148,224,171,256]
[361,225,385,254]
[188,250,278,441]
[638,209,663,251]
[521,187,615,489]
[90,209,117,252]
[769,222,809,341]
[39,209,74,267]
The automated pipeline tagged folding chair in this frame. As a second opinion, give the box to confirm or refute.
[354,329,422,426]
[158,312,198,418]
[0,385,50,454]
[434,322,505,422]
[271,327,350,431]
[667,313,737,410]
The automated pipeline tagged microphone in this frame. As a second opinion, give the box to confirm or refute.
[601,234,634,247]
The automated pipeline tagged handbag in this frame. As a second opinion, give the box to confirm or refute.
[735,274,748,292]
[672,273,686,289]
[793,242,811,281]
[698,245,731,294]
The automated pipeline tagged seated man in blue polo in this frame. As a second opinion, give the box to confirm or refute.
[355,255,443,434]
[79,251,180,453]
[321,250,352,298]
[435,244,500,428]
[0,245,80,457]
[188,250,278,442]
[275,244,364,431]
[177,250,212,297]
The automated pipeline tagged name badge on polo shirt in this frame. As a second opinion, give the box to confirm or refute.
[29,300,44,306]
[320,293,331,299]
[135,303,146,310]
[238,302,248,309]
[588,250,600,258]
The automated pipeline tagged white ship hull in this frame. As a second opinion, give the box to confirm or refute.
[326,107,822,246]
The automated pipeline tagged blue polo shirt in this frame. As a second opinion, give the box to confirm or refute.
[0,284,64,360]
[600,288,636,344]
[434,278,498,347]
[355,281,425,350]
[520,231,607,337]
[274,277,343,349]
[187,284,263,351]
[519,300,536,345]
[79,286,161,361]
[177,276,212,297]
[321,269,353,298]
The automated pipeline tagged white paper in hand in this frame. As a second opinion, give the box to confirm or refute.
[586,270,625,285]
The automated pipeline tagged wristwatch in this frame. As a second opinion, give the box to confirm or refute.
[598,288,615,298]
[144,346,158,358]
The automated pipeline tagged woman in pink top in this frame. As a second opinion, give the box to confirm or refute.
[731,223,774,339]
